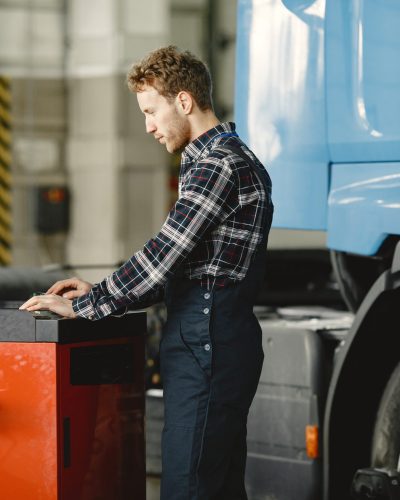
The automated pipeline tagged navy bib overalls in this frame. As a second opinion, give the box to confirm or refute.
[159,145,272,500]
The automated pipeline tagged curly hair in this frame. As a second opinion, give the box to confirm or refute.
[126,45,213,111]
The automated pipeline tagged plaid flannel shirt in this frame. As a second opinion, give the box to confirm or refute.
[72,122,273,320]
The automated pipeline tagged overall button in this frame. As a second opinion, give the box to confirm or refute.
[204,292,210,300]
[203,308,209,315]
[204,344,211,351]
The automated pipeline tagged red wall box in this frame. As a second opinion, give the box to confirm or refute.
[0,305,146,500]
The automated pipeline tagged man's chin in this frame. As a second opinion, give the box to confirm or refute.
[166,142,187,154]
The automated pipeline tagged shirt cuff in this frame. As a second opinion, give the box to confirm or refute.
[110,306,128,318]
[72,295,97,321]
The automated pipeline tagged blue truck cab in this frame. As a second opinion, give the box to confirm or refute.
[235,1,400,499]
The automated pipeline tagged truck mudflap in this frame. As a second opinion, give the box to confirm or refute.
[324,242,400,500]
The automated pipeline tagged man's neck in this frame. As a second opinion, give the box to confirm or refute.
[189,111,220,143]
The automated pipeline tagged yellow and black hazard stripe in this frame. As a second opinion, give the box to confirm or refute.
[0,76,12,265]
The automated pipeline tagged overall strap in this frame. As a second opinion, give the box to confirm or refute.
[218,143,272,196]
[219,143,272,247]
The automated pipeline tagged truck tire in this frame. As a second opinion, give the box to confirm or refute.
[371,361,400,469]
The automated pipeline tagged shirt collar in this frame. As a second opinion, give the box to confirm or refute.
[182,122,237,163]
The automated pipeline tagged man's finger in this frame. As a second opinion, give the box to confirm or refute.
[20,297,46,311]
[47,279,75,295]
[19,293,76,319]
[62,290,81,299]
[47,281,65,294]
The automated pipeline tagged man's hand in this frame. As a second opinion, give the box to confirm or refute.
[46,277,93,299]
[19,294,77,319]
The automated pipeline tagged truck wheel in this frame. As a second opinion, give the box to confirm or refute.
[371,361,400,469]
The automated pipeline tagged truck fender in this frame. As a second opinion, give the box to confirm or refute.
[323,242,400,500]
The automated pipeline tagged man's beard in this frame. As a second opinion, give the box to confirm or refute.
[166,112,191,154]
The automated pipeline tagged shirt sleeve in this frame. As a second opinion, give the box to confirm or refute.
[72,157,237,320]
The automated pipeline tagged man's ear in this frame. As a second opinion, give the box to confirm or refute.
[176,91,193,115]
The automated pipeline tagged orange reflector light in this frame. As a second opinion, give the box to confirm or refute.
[306,425,319,459]
[43,187,66,204]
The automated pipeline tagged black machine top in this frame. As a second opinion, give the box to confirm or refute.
[0,302,146,343]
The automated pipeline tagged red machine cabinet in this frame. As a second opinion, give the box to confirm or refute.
[0,305,146,500]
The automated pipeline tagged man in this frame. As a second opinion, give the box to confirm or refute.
[21,46,273,499]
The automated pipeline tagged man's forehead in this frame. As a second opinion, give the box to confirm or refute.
[137,85,168,107]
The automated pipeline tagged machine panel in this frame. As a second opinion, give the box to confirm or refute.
[0,309,146,500]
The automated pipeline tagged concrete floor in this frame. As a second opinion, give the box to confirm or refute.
[146,475,161,500]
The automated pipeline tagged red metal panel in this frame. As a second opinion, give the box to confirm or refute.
[0,342,58,499]
[0,335,145,500]
[57,337,146,500]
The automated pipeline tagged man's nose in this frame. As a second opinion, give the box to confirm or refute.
[145,116,156,134]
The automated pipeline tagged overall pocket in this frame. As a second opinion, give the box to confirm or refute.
[180,317,212,378]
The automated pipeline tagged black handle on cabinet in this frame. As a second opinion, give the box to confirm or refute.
[63,417,71,468]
